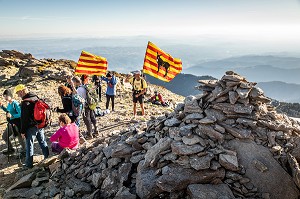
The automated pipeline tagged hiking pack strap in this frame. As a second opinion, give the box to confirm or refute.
[133,78,144,91]
[12,101,19,115]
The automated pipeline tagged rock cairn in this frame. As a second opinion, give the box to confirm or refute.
[5,71,300,199]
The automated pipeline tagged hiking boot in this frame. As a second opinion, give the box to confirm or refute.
[20,151,26,159]
[92,130,99,137]
[22,164,33,170]
[85,134,93,140]
[3,149,15,155]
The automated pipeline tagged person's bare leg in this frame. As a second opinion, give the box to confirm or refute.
[133,103,137,118]
[140,103,145,116]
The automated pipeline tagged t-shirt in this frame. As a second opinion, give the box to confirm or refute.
[128,77,147,91]
[101,76,118,96]
[77,85,87,100]
[50,123,79,149]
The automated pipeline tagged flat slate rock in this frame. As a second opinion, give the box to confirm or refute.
[187,183,236,199]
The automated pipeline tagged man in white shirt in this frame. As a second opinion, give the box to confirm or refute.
[72,75,97,139]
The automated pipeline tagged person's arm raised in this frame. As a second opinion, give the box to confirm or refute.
[70,81,78,94]
[125,75,131,83]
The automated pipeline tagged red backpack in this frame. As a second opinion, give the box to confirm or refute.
[24,98,52,129]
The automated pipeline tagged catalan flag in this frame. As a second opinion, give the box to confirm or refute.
[143,41,182,82]
[75,51,108,76]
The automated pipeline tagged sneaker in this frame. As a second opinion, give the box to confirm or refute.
[3,149,15,155]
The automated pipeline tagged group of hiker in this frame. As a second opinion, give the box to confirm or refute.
[0,70,169,169]
[1,85,49,169]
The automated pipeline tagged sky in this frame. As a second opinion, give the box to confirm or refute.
[0,0,300,40]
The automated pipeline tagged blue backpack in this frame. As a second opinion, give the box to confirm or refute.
[71,94,85,117]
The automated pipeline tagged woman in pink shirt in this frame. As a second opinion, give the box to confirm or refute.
[50,113,79,153]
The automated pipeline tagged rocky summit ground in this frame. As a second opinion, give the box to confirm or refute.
[1,50,300,199]
[0,50,184,198]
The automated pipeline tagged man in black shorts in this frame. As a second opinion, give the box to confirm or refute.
[125,71,147,118]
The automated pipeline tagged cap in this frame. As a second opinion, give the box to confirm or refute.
[134,71,141,75]
[106,73,112,77]
[14,84,26,93]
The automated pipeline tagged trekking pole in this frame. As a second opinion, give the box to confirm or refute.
[12,135,22,165]
[11,124,23,165]
[6,122,10,163]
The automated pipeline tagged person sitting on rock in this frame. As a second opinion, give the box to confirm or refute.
[0,89,26,155]
[149,91,168,106]
[50,113,79,154]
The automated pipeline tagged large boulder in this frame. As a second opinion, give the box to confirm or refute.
[228,139,300,199]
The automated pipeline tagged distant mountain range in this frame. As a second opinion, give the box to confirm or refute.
[185,55,300,84]
[257,81,300,102]
[145,74,216,97]
[146,73,300,103]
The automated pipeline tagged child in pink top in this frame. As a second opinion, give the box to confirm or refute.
[50,114,79,153]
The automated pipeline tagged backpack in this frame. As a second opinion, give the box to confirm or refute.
[132,78,147,95]
[83,84,99,110]
[71,94,85,117]
[24,98,52,129]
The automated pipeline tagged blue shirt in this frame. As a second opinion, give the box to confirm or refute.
[1,100,21,119]
[101,76,118,96]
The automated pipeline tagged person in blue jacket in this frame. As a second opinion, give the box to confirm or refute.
[0,89,25,155]
[101,73,118,113]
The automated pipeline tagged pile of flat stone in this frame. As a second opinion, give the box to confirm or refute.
[5,71,300,199]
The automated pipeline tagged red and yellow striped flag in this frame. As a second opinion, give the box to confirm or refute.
[143,41,182,82]
[75,51,108,76]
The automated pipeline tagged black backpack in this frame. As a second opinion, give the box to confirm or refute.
[132,78,147,95]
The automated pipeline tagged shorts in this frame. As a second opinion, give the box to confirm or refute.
[133,91,144,104]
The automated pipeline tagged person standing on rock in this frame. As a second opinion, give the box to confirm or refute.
[125,71,147,118]
[14,84,49,169]
[92,75,102,102]
[0,89,26,155]
[71,75,98,139]
[55,85,79,125]
[50,113,79,153]
[101,72,118,113]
